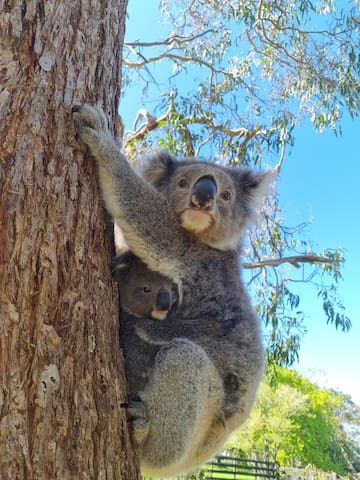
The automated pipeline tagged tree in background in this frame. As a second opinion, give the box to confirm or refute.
[226,368,360,475]
[122,0,359,365]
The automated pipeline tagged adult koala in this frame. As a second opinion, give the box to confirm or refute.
[72,104,275,478]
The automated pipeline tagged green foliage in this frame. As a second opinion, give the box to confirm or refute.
[246,199,351,366]
[125,0,360,162]
[123,0,356,365]
[226,368,360,475]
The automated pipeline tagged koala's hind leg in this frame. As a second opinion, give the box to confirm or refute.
[134,338,224,477]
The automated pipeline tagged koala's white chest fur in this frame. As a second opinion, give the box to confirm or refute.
[181,208,212,233]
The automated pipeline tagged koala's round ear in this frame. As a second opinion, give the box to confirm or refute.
[140,150,178,186]
[111,250,135,275]
[235,168,276,212]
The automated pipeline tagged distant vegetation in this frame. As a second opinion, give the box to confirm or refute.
[226,368,360,475]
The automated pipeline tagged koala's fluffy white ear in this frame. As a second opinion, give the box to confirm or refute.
[111,251,134,273]
[237,168,276,211]
[140,151,178,186]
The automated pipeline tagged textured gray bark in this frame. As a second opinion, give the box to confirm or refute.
[0,1,140,478]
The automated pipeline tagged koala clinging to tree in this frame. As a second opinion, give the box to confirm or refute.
[112,251,179,394]
[72,104,275,478]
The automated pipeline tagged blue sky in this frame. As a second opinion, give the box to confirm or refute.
[121,1,360,405]
[279,120,360,405]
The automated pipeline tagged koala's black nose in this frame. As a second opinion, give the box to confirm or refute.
[156,290,171,311]
[191,176,217,209]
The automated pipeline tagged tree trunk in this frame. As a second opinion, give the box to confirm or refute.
[0,1,140,478]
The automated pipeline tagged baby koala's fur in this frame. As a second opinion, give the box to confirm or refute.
[112,251,178,394]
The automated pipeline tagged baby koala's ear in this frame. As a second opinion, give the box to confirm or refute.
[111,250,135,277]
[140,150,179,187]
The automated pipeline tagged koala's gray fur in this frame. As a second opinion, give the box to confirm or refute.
[112,251,178,394]
[113,251,251,415]
[72,104,275,478]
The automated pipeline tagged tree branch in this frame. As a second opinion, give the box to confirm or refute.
[124,28,218,48]
[125,109,169,143]
[273,141,286,175]
[125,108,195,155]
[123,52,232,78]
[124,109,266,146]
[243,254,339,269]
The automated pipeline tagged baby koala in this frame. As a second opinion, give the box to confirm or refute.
[112,251,178,394]
[112,251,178,321]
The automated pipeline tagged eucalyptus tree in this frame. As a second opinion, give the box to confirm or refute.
[122,0,359,364]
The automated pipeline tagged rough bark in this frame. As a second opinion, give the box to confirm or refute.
[0,1,140,478]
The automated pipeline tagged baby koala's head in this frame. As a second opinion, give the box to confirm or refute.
[112,251,178,320]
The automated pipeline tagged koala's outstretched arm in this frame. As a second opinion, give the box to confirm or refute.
[130,338,224,478]
[72,104,185,282]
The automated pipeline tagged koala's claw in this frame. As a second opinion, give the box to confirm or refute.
[129,393,142,403]
[72,104,112,152]
[127,395,149,434]
[127,394,146,420]
[120,394,142,410]
[72,104,109,131]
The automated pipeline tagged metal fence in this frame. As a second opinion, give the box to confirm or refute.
[175,456,346,480]
[205,455,280,480]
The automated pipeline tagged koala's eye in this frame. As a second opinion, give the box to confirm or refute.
[143,286,152,293]
[221,190,232,201]
[177,178,188,189]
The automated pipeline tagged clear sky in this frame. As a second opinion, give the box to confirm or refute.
[121,1,360,405]
[279,120,360,405]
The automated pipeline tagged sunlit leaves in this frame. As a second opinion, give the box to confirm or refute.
[225,368,360,474]
[318,287,351,332]
[122,0,355,366]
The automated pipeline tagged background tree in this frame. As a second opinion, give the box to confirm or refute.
[122,0,359,365]
[0,1,140,478]
[226,368,360,475]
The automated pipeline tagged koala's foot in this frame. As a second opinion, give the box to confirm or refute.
[127,394,150,444]
[72,104,110,150]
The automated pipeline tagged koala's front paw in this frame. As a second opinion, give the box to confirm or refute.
[72,104,110,151]
[127,394,150,443]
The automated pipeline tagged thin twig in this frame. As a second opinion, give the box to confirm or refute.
[124,28,218,48]
[124,108,266,146]
[273,141,286,175]
[243,254,339,269]
[123,53,231,78]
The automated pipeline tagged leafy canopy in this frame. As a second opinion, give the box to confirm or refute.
[123,0,359,365]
